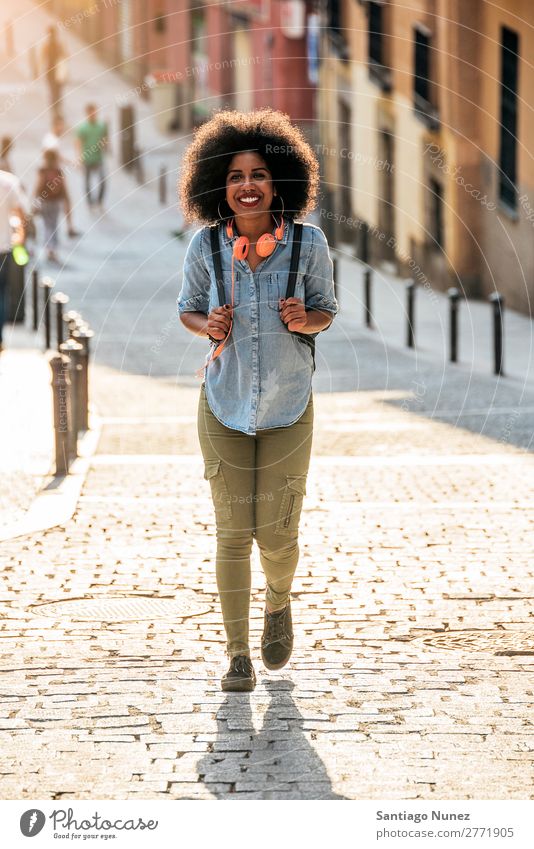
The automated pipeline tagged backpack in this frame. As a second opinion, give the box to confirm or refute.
[209,221,316,369]
[38,167,65,201]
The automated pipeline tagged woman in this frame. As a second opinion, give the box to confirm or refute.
[34,148,65,263]
[177,109,339,692]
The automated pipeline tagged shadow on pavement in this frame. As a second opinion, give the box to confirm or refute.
[196,679,347,800]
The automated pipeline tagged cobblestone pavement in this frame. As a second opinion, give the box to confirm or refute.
[1,0,534,803]
[1,353,534,801]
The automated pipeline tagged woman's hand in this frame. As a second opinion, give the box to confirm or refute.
[279,297,307,332]
[207,304,233,340]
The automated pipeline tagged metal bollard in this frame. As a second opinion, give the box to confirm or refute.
[49,352,71,476]
[63,310,82,338]
[59,338,84,456]
[406,280,416,348]
[32,268,39,331]
[51,291,69,350]
[40,276,55,350]
[72,326,94,432]
[159,165,167,205]
[119,104,136,168]
[360,221,370,264]
[133,145,145,184]
[448,287,460,363]
[489,292,505,376]
[364,268,372,328]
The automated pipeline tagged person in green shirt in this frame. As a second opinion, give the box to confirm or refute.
[76,103,108,211]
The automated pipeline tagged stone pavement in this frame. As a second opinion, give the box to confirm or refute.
[0,0,534,803]
[0,326,54,532]
[1,347,534,800]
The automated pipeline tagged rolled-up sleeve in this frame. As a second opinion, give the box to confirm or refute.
[177,227,211,315]
[304,226,339,322]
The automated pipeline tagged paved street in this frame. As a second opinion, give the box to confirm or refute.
[1,0,534,801]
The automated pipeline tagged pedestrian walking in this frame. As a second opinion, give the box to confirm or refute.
[0,169,28,353]
[34,149,66,263]
[41,24,67,117]
[177,109,339,692]
[42,114,81,237]
[75,103,108,211]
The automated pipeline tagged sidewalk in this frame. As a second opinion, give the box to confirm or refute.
[1,357,534,800]
[0,0,534,802]
[328,244,534,388]
[0,326,54,532]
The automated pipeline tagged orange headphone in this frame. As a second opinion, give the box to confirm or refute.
[195,202,285,378]
[226,202,285,261]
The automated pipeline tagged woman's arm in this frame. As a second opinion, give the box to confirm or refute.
[279,297,333,333]
[180,306,233,341]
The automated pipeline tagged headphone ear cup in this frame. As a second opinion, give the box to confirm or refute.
[256,232,276,257]
[233,236,249,261]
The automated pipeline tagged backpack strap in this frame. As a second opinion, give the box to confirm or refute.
[209,224,226,307]
[285,222,316,371]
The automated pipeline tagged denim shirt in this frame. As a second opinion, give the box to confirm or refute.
[177,218,339,435]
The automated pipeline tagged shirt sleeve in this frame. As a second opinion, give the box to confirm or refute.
[8,175,29,214]
[177,227,211,314]
[304,225,339,321]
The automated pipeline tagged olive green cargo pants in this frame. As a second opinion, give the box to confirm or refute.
[197,384,313,659]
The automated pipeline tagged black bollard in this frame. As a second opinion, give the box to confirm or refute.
[72,326,94,432]
[364,268,372,328]
[51,291,69,350]
[159,165,167,205]
[49,352,70,476]
[41,276,55,350]
[59,338,84,455]
[32,268,39,331]
[406,281,416,348]
[448,287,460,363]
[489,292,505,376]
[62,310,82,338]
[360,220,370,264]
[119,104,136,169]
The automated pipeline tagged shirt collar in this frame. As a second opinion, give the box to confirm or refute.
[220,215,291,246]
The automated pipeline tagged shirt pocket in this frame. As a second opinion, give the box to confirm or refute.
[267,271,305,311]
[208,269,241,312]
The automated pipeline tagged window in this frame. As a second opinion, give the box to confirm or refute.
[368,2,391,91]
[326,0,349,61]
[413,25,438,128]
[498,26,520,209]
[414,27,431,103]
[154,13,166,34]
[368,2,383,65]
[429,178,444,250]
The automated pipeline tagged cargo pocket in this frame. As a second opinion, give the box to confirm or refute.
[203,459,232,521]
[274,475,307,536]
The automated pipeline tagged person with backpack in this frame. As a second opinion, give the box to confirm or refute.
[177,109,339,692]
[34,148,66,263]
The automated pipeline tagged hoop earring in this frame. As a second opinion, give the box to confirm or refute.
[272,194,284,215]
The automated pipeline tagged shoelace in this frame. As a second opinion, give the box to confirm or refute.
[264,607,290,644]
[233,655,252,675]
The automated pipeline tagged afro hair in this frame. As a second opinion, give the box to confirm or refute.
[178,108,320,224]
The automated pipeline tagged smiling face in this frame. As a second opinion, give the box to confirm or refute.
[225,151,276,223]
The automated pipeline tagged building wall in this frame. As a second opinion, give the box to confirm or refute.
[477,0,534,312]
[338,0,534,312]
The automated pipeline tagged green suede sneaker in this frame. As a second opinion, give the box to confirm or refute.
[261,600,294,670]
[221,654,256,692]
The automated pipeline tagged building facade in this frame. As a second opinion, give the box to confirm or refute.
[320,0,534,313]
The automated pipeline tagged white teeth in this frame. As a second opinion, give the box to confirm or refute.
[239,196,260,203]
